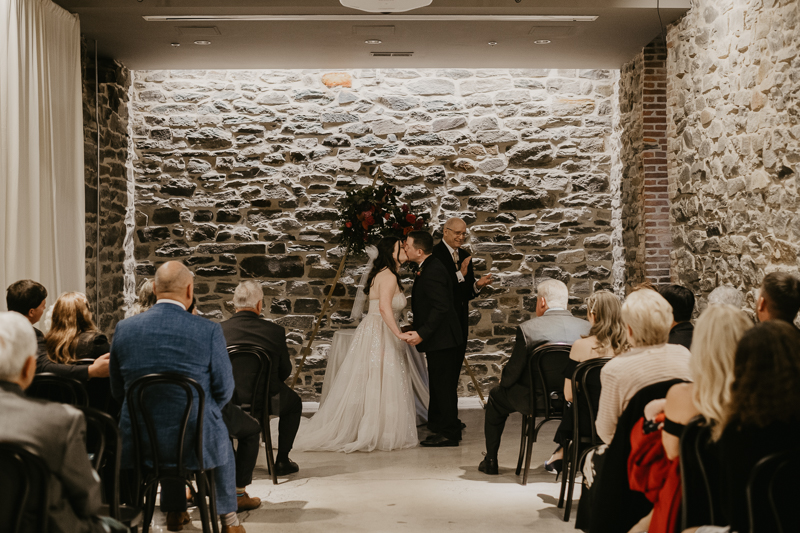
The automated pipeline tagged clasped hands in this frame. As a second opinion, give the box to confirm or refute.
[399,326,422,346]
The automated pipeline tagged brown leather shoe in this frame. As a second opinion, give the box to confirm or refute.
[237,491,262,512]
[166,511,190,531]
[221,525,246,533]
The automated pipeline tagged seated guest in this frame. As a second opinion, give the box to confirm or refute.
[707,284,744,308]
[110,262,247,533]
[221,281,302,476]
[544,290,629,473]
[479,279,590,475]
[0,311,123,533]
[629,304,752,533]
[6,280,109,382]
[715,321,800,532]
[756,271,800,324]
[129,278,156,316]
[659,284,695,349]
[45,292,113,411]
[595,289,692,444]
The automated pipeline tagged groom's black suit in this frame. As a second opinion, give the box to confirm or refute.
[411,255,464,441]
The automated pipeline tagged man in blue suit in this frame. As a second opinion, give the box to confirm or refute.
[110,262,246,533]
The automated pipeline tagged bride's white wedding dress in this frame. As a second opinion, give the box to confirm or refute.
[294,292,425,453]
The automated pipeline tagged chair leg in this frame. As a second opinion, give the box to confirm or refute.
[141,482,156,533]
[207,470,219,533]
[522,417,535,486]
[195,473,212,533]
[516,414,528,476]
[558,440,571,508]
[563,443,585,522]
[263,421,278,485]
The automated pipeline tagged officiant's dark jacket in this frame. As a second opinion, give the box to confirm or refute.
[220,310,293,398]
[499,309,590,407]
[432,241,478,343]
[411,255,463,353]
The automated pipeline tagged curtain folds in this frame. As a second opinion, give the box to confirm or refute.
[1,0,84,308]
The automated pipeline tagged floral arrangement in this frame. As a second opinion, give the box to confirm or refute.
[338,184,428,254]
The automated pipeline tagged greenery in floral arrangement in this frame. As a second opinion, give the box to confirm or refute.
[338,183,429,254]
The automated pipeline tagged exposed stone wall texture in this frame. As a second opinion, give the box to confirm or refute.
[667,0,800,311]
[128,68,618,399]
[81,37,131,334]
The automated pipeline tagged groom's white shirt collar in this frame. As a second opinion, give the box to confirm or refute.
[157,299,187,311]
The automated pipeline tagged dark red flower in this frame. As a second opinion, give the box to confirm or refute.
[345,221,353,228]
[384,213,391,220]
[365,215,375,225]
[402,204,410,213]
[405,213,416,224]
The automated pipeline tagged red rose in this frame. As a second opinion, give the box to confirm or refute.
[384,213,391,220]
[405,213,416,224]
[414,219,423,229]
[362,220,370,230]
[345,221,353,228]
[365,215,375,225]
[403,226,413,236]
[402,204,410,213]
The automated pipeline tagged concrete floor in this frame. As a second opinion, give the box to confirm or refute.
[150,399,580,532]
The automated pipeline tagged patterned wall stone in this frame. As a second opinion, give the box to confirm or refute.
[666,0,800,313]
[128,68,618,400]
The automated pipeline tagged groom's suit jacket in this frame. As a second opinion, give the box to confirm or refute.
[432,241,478,344]
[411,255,463,353]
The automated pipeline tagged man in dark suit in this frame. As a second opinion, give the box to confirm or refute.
[110,262,247,533]
[220,280,302,477]
[431,217,494,431]
[6,279,109,381]
[479,279,590,474]
[0,311,124,532]
[403,231,464,447]
[659,284,695,349]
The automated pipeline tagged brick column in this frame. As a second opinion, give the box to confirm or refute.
[641,37,670,284]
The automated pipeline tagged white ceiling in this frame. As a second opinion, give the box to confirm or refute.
[54,0,690,70]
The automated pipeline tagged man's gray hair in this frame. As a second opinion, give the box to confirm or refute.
[537,279,569,309]
[708,285,744,308]
[233,281,264,310]
[0,311,37,381]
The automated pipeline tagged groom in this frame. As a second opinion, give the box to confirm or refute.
[403,231,465,447]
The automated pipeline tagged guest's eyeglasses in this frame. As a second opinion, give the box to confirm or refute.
[445,228,468,237]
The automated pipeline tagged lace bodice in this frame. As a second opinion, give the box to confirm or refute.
[368,292,406,317]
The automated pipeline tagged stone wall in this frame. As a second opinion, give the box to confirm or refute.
[667,0,800,311]
[81,37,132,334]
[128,68,618,399]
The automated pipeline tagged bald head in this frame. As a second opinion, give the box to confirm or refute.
[442,217,468,249]
[154,261,194,307]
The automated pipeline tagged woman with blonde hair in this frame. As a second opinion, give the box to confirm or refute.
[45,292,112,411]
[130,278,156,316]
[545,290,629,472]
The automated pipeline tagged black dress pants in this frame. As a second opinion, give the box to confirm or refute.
[273,382,302,461]
[484,384,529,459]
[222,402,262,488]
[426,345,464,441]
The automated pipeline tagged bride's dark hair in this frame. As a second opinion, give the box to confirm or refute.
[364,236,404,295]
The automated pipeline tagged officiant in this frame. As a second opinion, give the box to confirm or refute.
[431,217,494,425]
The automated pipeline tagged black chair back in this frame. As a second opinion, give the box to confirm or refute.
[679,416,723,530]
[573,358,610,447]
[126,373,205,483]
[228,344,274,419]
[0,443,49,533]
[529,343,572,418]
[747,448,800,533]
[78,407,119,513]
[27,373,89,407]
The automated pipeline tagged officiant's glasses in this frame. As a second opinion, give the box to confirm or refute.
[444,228,469,238]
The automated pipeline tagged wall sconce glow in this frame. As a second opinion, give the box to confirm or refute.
[193,40,212,45]
[365,39,382,44]
[488,41,498,46]
[533,39,551,44]
[341,0,432,13]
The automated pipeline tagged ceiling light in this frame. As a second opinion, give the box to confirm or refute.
[341,0,431,12]
[365,39,382,44]
[533,39,551,44]
[144,15,598,22]
[488,41,498,46]
[171,42,181,47]
[193,40,211,45]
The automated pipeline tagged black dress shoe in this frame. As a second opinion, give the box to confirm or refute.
[420,435,459,447]
[424,433,441,441]
[479,458,499,475]
[274,459,299,476]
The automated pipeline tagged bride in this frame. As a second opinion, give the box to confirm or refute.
[294,236,425,453]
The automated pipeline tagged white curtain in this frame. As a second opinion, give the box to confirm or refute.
[0,0,84,310]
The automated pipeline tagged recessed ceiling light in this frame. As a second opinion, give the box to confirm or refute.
[365,39,382,44]
[193,40,212,45]
[171,42,181,47]
[488,41,498,46]
[534,39,551,44]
